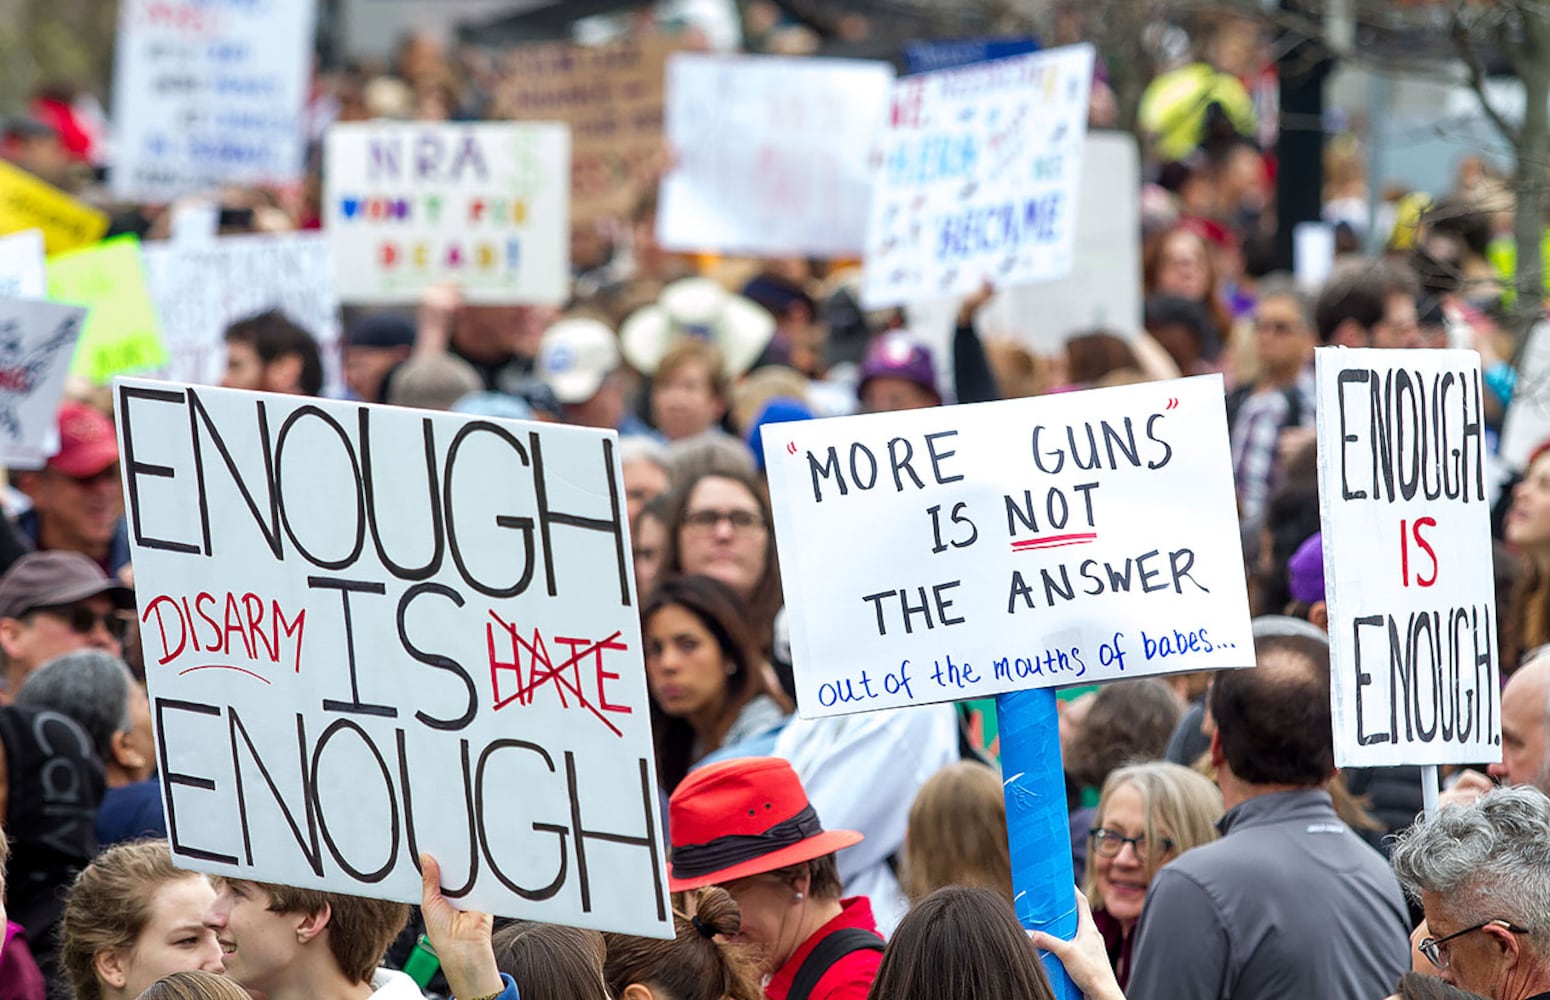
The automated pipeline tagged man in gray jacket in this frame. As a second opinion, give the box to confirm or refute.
[1126,630,1411,999]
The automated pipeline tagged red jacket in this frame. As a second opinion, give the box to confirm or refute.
[765,897,882,1000]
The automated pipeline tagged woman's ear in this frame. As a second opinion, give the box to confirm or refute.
[109,729,147,771]
[621,985,655,1000]
[95,949,128,991]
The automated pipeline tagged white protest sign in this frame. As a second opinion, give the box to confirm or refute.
[861,44,1094,309]
[324,122,570,304]
[1315,348,1501,768]
[657,54,894,257]
[140,233,342,395]
[978,132,1140,351]
[0,300,85,465]
[110,0,315,201]
[1500,320,1550,471]
[764,375,1253,717]
[0,231,46,300]
[117,380,670,935]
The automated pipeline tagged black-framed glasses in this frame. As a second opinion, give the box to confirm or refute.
[34,604,129,641]
[1089,827,1175,859]
[1419,919,1530,970]
[682,509,766,533]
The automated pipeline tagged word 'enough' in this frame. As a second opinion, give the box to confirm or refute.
[117,386,630,605]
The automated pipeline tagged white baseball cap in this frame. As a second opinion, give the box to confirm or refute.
[537,318,621,405]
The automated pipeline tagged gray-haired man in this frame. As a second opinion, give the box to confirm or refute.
[1391,785,1550,1000]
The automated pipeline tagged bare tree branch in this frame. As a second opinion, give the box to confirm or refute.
[1450,10,1523,148]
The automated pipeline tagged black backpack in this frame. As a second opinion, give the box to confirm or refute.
[788,927,885,1000]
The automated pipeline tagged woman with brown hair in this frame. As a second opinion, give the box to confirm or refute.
[642,575,791,791]
[602,886,762,1000]
[134,971,250,1000]
[866,886,1054,1000]
[489,923,609,1000]
[658,466,785,661]
[59,841,225,1000]
[900,762,1011,904]
[1503,441,1550,671]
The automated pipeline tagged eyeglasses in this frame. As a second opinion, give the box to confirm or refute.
[1253,318,1303,336]
[682,509,766,533]
[33,604,129,641]
[1089,828,1175,859]
[1419,919,1529,970]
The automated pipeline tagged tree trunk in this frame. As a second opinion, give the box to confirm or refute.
[1511,10,1550,356]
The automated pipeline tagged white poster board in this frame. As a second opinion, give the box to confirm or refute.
[140,233,342,395]
[977,132,1140,351]
[0,300,86,465]
[0,231,46,299]
[324,122,571,304]
[657,54,894,257]
[764,375,1253,717]
[110,0,316,201]
[1315,347,1501,767]
[861,44,1094,309]
[1500,320,1550,471]
[116,380,670,935]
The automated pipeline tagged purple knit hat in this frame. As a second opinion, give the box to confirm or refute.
[857,334,940,403]
[1287,532,1325,604]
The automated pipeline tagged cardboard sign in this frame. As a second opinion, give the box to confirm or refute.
[1315,348,1501,767]
[656,54,894,257]
[0,300,86,464]
[498,36,675,223]
[116,380,671,934]
[0,231,47,299]
[978,132,1141,351]
[324,122,571,304]
[0,161,110,255]
[110,0,316,201]
[763,375,1253,718]
[141,233,342,394]
[861,44,1094,309]
[47,236,169,383]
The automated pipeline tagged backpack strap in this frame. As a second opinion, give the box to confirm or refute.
[787,927,885,1000]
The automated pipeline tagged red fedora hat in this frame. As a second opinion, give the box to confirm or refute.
[668,757,862,892]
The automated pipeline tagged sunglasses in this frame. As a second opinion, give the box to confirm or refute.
[33,603,129,640]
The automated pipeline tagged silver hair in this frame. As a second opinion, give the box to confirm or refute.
[617,435,669,471]
[1390,785,1550,954]
[14,650,134,761]
[1253,273,1314,330]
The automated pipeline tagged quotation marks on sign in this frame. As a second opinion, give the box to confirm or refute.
[1164,397,1179,410]
[786,441,797,456]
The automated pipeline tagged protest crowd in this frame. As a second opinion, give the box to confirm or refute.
[2,1,1550,1000]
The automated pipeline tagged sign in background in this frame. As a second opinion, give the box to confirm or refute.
[141,233,342,395]
[498,36,674,223]
[111,0,316,201]
[657,54,894,257]
[861,44,1094,309]
[764,375,1254,718]
[0,231,46,299]
[47,236,168,383]
[117,380,671,934]
[324,122,571,304]
[903,36,1040,74]
[0,300,85,465]
[0,161,110,255]
[1316,348,1501,768]
[978,132,1141,351]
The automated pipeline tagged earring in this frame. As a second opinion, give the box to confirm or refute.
[794,892,805,901]
[724,662,736,676]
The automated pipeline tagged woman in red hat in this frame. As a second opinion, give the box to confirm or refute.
[668,757,881,1000]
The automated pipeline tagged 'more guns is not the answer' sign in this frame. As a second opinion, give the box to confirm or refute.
[116,380,670,936]
[764,376,1254,717]
[1315,348,1501,768]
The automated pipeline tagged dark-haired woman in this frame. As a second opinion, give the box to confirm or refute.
[603,886,762,1000]
[643,575,791,791]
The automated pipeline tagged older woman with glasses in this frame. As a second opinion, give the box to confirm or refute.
[1085,761,1223,987]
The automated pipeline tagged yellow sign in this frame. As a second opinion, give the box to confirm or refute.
[0,160,111,255]
[47,235,169,383]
